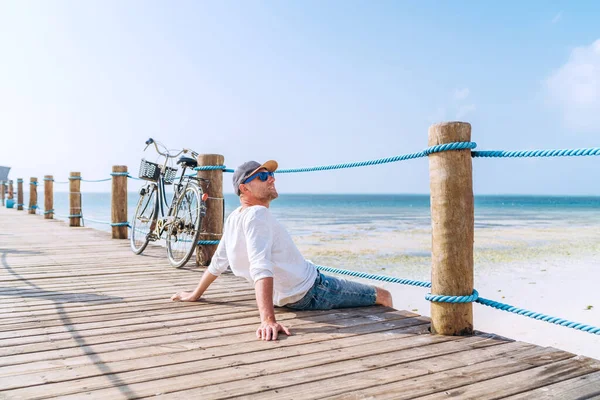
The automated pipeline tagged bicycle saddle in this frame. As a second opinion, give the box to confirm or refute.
[177,157,198,169]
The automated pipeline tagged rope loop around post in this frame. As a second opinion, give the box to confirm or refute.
[197,240,220,246]
[426,289,479,303]
[195,165,228,171]
[424,141,477,155]
[110,222,130,227]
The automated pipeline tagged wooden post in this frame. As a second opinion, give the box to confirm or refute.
[1,181,4,206]
[8,180,13,200]
[29,177,38,214]
[111,166,128,239]
[45,175,54,219]
[195,154,224,266]
[428,121,474,335]
[69,172,82,227]
[17,179,23,210]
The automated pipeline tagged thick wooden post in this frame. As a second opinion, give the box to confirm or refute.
[69,172,82,227]
[195,154,224,266]
[44,175,54,219]
[29,177,38,214]
[111,166,128,239]
[17,179,23,210]
[8,180,13,200]
[1,181,4,206]
[428,121,474,335]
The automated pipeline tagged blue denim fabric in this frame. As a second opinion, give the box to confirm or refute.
[285,272,377,310]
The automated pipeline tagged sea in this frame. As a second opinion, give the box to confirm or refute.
[21,191,600,235]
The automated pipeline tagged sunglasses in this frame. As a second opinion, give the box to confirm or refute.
[243,171,274,184]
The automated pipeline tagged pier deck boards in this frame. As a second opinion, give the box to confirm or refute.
[1,207,599,399]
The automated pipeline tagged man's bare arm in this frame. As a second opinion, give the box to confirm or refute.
[254,277,291,340]
[171,270,219,302]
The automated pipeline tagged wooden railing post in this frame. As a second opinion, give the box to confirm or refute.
[17,179,23,210]
[1,181,4,206]
[428,121,474,335]
[69,172,82,227]
[111,166,128,239]
[195,154,224,266]
[44,175,54,219]
[29,177,38,214]
[8,180,13,200]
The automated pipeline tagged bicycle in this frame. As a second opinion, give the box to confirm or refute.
[130,138,209,268]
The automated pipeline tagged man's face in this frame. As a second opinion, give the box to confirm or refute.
[243,168,278,201]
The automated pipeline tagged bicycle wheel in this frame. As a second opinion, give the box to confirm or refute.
[166,183,203,268]
[130,184,158,255]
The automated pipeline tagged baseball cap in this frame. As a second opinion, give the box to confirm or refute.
[233,160,278,195]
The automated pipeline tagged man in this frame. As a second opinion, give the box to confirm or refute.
[171,160,393,341]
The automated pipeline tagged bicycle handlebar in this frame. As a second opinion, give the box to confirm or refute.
[143,138,198,160]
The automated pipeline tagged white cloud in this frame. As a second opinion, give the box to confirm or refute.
[551,12,562,24]
[546,39,600,131]
[454,88,470,100]
[456,104,476,119]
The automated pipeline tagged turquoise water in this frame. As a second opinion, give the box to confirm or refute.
[20,190,600,234]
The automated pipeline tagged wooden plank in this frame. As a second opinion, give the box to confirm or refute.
[256,341,544,400]
[321,345,575,399]
[414,356,600,400]
[0,320,431,397]
[503,370,600,399]
[47,334,505,400]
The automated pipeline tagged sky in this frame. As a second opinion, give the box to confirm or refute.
[1,1,599,195]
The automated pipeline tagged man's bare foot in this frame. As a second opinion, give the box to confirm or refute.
[171,291,199,302]
[375,287,393,308]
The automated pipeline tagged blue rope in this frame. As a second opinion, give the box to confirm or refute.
[54,180,69,184]
[314,265,432,288]
[111,222,130,227]
[472,147,600,158]
[30,205,38,209]
[188,143,599,175]
[190,143,475,175]
[69,176,82,181]
[17,179,23,183]
[16,203,24,207]
[476,297,600,334]
[68,214,82,218]
[194,165,228,171]
[277,142,477,173]
[43,177,54,182]
[318,265,600,335]
[127,175,144,180]
[110,172,129,177]
[44,209,54,214]
[81,178,111,182]
[197,240,220,245]
[426,289,479,303]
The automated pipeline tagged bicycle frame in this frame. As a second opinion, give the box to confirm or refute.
[140,139,208,240]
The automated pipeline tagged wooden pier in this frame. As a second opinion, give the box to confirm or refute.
[1,207,600,399]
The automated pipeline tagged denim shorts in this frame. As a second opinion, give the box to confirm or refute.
[285,272,377,310]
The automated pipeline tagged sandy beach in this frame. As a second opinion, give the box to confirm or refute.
[297,223,600,360]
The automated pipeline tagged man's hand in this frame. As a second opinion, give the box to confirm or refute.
[256,321,291,341]
[171,291,200,302]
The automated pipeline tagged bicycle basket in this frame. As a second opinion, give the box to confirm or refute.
[138,159,179,184]
[163,166,178,184]
[138,159,160,182]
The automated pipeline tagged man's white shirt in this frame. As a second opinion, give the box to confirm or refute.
[207,205,317,306]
